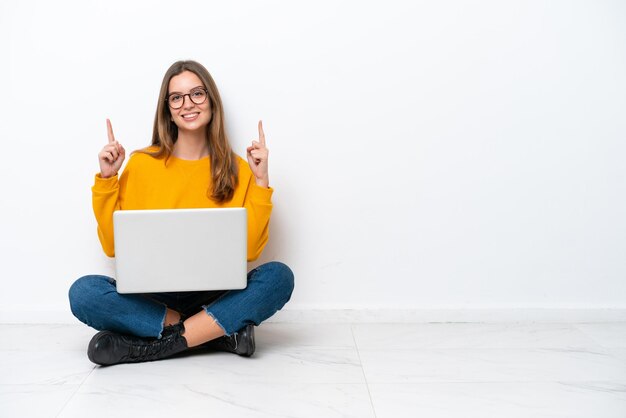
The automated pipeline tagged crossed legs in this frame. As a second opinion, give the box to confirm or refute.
[69,261,294,364]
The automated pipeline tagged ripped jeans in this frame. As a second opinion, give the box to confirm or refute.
[68,261,294,338]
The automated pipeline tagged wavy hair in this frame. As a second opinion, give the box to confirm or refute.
[136,60,238,203]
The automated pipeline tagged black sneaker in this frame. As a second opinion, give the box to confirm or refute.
[88,322,188,366]
[197,324,255,357]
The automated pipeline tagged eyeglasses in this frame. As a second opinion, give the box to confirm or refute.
[166,88,208,109]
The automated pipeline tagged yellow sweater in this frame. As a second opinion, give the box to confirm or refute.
[92,147,273,261]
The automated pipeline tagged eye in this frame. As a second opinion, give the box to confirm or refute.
[191,90,205,98]
[170,94,182,102]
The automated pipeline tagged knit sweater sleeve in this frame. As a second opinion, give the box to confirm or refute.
[91,159,132,257]
[243,176,274,262]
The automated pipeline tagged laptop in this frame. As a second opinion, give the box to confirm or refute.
[113,208,248,294]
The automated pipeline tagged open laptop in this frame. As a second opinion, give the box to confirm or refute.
[113,208,247,293]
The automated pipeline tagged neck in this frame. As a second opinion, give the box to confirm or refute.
[173,129,209,160]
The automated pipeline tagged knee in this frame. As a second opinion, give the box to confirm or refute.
[68,275,111,318]
[265,261,294,299]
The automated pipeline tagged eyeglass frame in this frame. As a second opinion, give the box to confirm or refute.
[166,88,209,109]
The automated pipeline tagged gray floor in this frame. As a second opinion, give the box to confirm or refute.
[1,322,625,417]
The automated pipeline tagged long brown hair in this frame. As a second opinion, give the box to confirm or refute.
[136,60,238,203]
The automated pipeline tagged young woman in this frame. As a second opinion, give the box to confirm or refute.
[68,60,294,366]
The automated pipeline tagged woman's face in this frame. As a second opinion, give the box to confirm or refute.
[167,71,212,133]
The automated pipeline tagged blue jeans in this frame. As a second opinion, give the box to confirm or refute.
[69,261,294,338]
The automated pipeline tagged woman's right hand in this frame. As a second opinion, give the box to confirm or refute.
[98,119,126,178]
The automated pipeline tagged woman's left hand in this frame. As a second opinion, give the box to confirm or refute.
[247,120,270,188]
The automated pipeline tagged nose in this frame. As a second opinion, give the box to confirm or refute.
[182,94,196,109]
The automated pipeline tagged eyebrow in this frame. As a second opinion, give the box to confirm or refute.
[168,85,205,95]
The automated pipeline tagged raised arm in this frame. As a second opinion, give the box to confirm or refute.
[92,119,127,257]
[245,120,272,260]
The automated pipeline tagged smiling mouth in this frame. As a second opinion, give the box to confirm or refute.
[182,113,199,120]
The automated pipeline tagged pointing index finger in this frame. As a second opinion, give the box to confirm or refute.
[258,120,265,146]
[106,118,116,144]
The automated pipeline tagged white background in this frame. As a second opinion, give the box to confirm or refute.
[0,0,625,322]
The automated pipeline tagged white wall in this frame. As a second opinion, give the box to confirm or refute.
[1,0,625,322]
